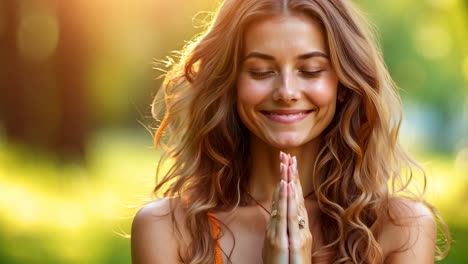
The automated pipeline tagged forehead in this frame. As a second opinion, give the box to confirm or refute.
[242,15,327,57]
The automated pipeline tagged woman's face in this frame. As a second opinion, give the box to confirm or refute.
[237,15,339,149]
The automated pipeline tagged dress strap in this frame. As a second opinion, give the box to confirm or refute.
[207,212,223,264]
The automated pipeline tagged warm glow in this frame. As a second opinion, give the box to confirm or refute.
[455,147,468,177]
[17,3,59,63]
[414,20,452,60]
[427,0,459,9]
[0,0,466,262]
[55,203,86,230]
[463,56,468,82]
[0,1,5,38]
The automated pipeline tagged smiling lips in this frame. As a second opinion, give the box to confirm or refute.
[261,109,314,124]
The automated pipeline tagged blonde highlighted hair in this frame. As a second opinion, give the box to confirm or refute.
[151,0,450,263]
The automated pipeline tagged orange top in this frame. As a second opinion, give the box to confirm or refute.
[207,212,223,264]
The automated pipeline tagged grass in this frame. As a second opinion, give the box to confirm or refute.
[0,130,156,264]
[0,129,466,263]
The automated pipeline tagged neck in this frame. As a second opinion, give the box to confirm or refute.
[247,135,319,203]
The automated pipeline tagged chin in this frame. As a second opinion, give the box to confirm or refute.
[266,136,307,149]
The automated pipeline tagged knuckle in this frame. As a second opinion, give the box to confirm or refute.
[289,243,300,253]
[272,240,288,251]
[280,191,286,199]
[277,211,285,219]
[290,240,305,251]
[290,233,313,251]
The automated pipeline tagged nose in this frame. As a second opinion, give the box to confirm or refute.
[272,70,301,103]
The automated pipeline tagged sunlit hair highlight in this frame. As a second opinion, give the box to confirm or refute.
[151,0,450,263]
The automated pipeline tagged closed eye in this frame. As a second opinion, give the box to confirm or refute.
[248,71,275,79]
[300,70,324,77]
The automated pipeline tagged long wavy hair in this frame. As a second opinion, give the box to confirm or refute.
[151,0,450,263]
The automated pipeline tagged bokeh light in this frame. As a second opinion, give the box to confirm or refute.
[414,19,452,60]
[17,2,59,63]
[463,56,468,82]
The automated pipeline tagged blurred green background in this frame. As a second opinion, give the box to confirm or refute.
[0,0,466,263]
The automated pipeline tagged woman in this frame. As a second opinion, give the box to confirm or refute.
[131,0,450,263]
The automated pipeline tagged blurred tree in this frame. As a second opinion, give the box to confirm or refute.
[0,0,90,162]
[357,0,468,152]
[0,0,25,144]
[54,0,90,161]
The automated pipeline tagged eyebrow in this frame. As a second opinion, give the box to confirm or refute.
[243,51,329,62]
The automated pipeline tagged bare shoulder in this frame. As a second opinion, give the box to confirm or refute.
[378,197,437,263]
[131,197,188,264]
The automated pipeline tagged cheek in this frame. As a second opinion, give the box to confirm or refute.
[237,76,271,106]
[305,77,338,106]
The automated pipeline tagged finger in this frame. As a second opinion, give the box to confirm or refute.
[276,179,288,245]
[291,156,298,183]
[286,153,292,182]
[280,151,289,164]
[290,157,304,199]
[286,154,293,182]
[294,179,310,224]
[293,156,305,201]
[280,151,288,165]
[268,181,281,238]
[280,162,288,183]
[287,181,301,248]
[271,180,280,212]
[280,152,290,170]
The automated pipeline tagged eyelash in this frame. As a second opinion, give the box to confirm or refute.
[248,71,275,79]
[300,70,324,77]
[248,70,324,79]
